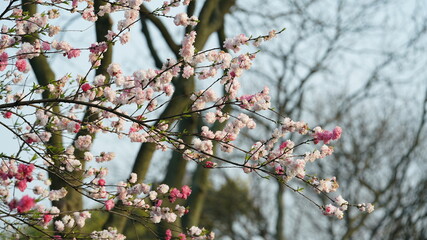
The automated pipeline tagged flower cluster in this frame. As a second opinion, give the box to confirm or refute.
[0,0,375,238]
[165,226,215,240]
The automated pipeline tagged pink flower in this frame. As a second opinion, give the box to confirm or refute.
[75,135,92,150]
[8,199,17,211]
[82,7,97,22]
[43,214,53,224]
[42,42,51,50]
[223,34,249,53]
[323,204,337,216]
[178,233,187,240]
[73,123,81,133]
[279,141,288,150]
[105,199,114,211]
[204,161,216,168]
[17,180,27,192]
[120,32,130,45]
[15,59,27,72]
[332,126,342,140]
[182,65,194,78]
[107,63,122,77]
[3,111,12,118]
[16,195,35,213]
[180,185,191,200]
[98,179,106,186]
[179,31,196,62]
[66,49,81,59]
[17,163,35,181]
[314,128,336,144]
[0,52,8,71]
[175,13,188,25]
[24,134,39,144]
[81,83,92,92]
[165,229,172,240]
[366,203,375,213]
[169,188,182,203]
[275,166,284,175]
[54,221,65,232]
[89,42,108,54]
[243,163,253,173]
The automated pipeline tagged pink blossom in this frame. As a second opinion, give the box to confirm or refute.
[15,59,27,72]
[188,226,202,236]
[52,40,72,52]
[205,112,216,123]
[0,52,8,71]
[24,133,39,144]
[174,13,198,27]
[82,7,97,22]
[43,214,53,224]
[366,203,375,213]
[42,42,51,50]
[204,161,216,168]
[98,179,106,186]
[169,188,182,203]
[48,188,68,201]
[16,195,35,213]
[121,173,133,184]
[275,166,284,175]
[279,141,288,150]
[223,34,249,53]
[107,63,122,77]
[178,233,187,240]
[120,32,130,44]
[55,220,64,232]
[81,83,92,92]
[165,229,172,240]
[335,195,348,210]
[89,42,108,54]
[243,163,253,173]
[180,185,191,199]
[163,84,174,96]
[105,199,114,211]
[75,135,92,150]
[333,126,342,140]
[16,163,35,181]
[323,204,337,216]
[314,127,342,144]
[17,180,27,192]
[66,49,81,59]
[174,13,189,26]
[3,111,12,119]
[179,31,196,62]
[67,121,80,133]
[263,30,277,41]
[157,184,169,194]
[105,31,116,41]
[95,152,116,163]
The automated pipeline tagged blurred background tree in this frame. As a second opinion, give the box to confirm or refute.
[202,0,427,239]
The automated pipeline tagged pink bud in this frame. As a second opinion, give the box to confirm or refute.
[98,179,106,186]
[105,199,114,211]
[81,83,92,92]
